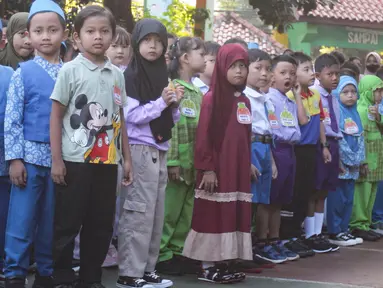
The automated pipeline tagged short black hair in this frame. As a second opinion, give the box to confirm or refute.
[291,51,312,65]
[271,55,297,71]
[283,49,294,56]
[167,33,176,39]
[314,53,339,73]
[204,41,220,56]
[27,12,66,30]
[248,48,271,64]
[340,61,360,80]
[224,37,247,49]
[376,67,383,80]
[1,18,8,28]
[349,56,361,62]
[330,51,346,65]
[74,5,116,37]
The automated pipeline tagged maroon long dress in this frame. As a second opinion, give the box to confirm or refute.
[183,91,252,262]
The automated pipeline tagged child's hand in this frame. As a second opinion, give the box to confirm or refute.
[199,171,218,193]
[360,164,369,178]
[369,105,379,116]
[292,82,302,97]
[322,147,332,163]
[168,166,180,181]
[9,159,27,187]
[162,87,176,106]
[51,159,67,186]
[272,162,278,180]
[251,164,261,182]
[122,160,133,186]
[339,162,346,175]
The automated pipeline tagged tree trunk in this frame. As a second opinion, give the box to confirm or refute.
[103,0,135,33]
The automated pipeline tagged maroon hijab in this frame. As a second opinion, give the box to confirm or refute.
[209,43,249,150]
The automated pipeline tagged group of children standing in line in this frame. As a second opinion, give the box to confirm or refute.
[0,1,383,288]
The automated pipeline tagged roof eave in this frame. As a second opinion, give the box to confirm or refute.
[299,15,383,30]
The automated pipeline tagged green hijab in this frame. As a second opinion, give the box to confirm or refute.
[357,75,383,131]
[0,12,32,69]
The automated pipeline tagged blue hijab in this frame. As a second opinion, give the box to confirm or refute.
[333,76,363,135]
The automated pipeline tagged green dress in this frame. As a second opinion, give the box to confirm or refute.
[159,79,202,263]
[350,75,383,231]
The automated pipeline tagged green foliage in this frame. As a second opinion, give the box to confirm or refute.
[132,0,209,37]
[249,0,338,33]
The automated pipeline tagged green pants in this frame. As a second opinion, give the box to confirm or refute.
[158,181,194,263]
[350,181,378,231]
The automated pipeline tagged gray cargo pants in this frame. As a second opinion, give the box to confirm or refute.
[118,145,167,277]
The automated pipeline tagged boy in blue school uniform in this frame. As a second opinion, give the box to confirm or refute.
[242,49,278,263]
[253,55,307,264]
[3,1,68,287]
[0,19,13,287]
[310,53,343,253]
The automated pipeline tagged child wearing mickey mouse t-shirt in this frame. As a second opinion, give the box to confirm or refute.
[49,6,133,286]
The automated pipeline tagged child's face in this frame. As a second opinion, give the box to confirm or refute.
[340,84,357,106]
[28,12,67,58]
[12,28,33,58]
[201,53,216,79]
[316,64,340,91]
[106,42,130,66]
[226,60,248,86]
[186,48,206,74]
[374,88,383,104]
[247,59,271,90]
[272,61,297,93]
[297,61,315,87]
[139,33,164,62]
[74,16,113,57]
[165,37,175,65]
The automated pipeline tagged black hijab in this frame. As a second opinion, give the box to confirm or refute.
[124,19,174,143]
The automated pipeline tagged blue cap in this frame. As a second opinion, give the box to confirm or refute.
[29,0,66,22]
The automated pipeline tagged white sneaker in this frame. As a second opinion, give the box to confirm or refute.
[329,232,357,247]
[346,232,363,245]
[143,271,173,288]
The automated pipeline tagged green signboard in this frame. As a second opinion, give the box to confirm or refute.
[288,22,383,54]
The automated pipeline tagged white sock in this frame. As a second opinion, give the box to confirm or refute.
[314,212,324,236]
[304,216,315,239]
[202,262,214,269]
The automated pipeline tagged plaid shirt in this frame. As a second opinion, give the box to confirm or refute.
[167,79,202,185]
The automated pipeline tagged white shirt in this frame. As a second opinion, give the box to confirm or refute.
[192,77,209,95]
[244,86,272,135]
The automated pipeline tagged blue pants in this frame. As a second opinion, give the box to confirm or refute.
[250,141,272,204]
[327,179,355,235]
[0,176,11,271]
[4,163,54,278]
[372,182,383,223]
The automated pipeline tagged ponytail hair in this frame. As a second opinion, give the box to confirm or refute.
[168,36,205,80]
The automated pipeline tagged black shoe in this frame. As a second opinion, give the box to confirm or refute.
[304,235,332,253]
[143,271,173,287]
[317,234,340,252]
[156,259,183,276]
[116,277,153,288]
[227,262,246,282]
[5,278,25,288]
[284,239,315,258]
[198,266,235,284]
[352,229,379,241]
[1,273,5,288]
[252,245,276,267]
[32,274,54,288]
[176,255,201,275]
[54,285,74,288]
[86,283,105,288]
[367,230,382,239]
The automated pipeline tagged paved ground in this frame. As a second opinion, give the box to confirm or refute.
[27,240,383,288]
